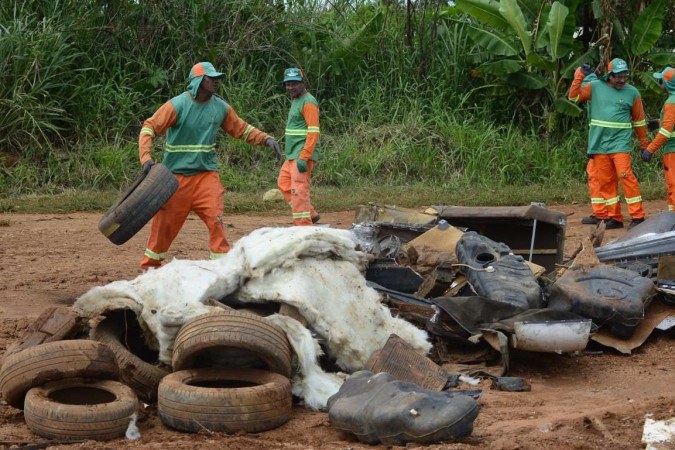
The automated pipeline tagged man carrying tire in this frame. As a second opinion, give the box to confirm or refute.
[138,61,282,270]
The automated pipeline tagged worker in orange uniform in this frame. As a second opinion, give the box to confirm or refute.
[138,61,282,270]
[569,58,648,229]
[573,65,610,225]
[642,67,675,211]
[278,67,320,225]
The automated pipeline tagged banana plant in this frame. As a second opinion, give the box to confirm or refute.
[592,0,674,93]
[453,0,599,132]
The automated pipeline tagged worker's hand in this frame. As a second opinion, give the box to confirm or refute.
[265,138,284,162]
[647,119,660,132]
[580,63,593,76]
[641,149,652,162]
[296,158,308,173]
[142,159,155,174]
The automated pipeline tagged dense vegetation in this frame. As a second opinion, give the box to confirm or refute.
[1,0,674,209]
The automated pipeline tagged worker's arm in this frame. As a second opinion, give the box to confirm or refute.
[568,68,593,103]
[221,107,270,146]
[299,103,320,161]
[631,96,649,148]
[647,104,675,154]
[139,102,177,165]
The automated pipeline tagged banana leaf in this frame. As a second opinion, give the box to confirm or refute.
[506,71,546,89]
[456,0,510,30]
[555,97,582,117]
[499,0,532,55]
[478,59,523,75]
[546,2,568,60]
[467,25,520,56]
[630,0,666,56]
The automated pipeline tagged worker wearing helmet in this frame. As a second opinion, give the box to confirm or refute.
[278,67,321,225]
[642,67,675,211]
[569,58,648,230]
[138,61,282,270]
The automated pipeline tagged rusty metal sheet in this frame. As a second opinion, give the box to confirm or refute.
[430,204,566,274]
[591,297,675,354]
[4,306,83,357]
[355,203,437,225]
[366,334,448,391]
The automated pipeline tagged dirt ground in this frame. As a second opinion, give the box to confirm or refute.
[0,201,674,450]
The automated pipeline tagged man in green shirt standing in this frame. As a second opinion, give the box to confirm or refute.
[277,67,321,226]
[569,58,649,229]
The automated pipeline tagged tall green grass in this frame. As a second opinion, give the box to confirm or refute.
[0,0,668,205]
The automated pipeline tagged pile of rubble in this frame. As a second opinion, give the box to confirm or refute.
[0,203,673,446]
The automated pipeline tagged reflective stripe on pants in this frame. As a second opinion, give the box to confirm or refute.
[594,153,645,222]
[277,159,317,226]
[586,157,608,219]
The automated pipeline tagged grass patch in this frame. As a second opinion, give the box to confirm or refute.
[0,180,667,215]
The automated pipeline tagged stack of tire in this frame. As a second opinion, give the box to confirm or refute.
[157,310,294,433]
[0,340,138,441]
[0,307,295,439]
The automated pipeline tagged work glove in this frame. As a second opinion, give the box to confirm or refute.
[647,119,660,132]
[296,158,308,173]
[641,149,652,162]
[265,138,284,162]
[142,159,155,174]
[580,63,593,76]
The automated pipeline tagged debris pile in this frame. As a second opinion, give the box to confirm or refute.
[1,203,673,445]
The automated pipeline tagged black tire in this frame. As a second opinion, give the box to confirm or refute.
[24,378,139,441]
[91,315,170,401]
[98,163,178,245]
[172,310,292,378]
[0,340,118,409]
[158,368,292,433]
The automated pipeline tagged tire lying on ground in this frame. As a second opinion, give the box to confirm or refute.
[158,368,292,433]
[98,163,178,245]
[24,378,139,441]
[91,312,170,401]
[172,310,293,378]
[0,340,118,409]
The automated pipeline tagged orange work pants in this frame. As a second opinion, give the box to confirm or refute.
[586,157,608,219]
[664,153,675,211]
[277,159,318,226]
[140,171,229,270]
[594,153,645,222]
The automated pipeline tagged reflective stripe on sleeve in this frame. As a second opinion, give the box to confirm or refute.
[659,128,673,138]
[241,124,254,141]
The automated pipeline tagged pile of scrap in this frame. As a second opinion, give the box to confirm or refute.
[3,208,674,446]
[352,203,675,377]
[1,225,481,446]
